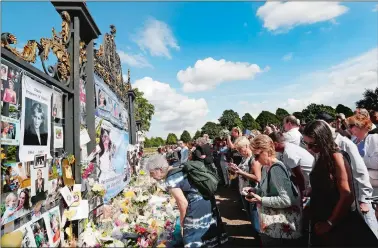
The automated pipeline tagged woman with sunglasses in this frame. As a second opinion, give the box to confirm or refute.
[303,120,377,246]
[245,134,302,246]
[347,114,378,220]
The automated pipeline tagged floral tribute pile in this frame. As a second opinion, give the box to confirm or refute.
[78,170,180,248]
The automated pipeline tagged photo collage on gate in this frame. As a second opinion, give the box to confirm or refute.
[1,60,66,247]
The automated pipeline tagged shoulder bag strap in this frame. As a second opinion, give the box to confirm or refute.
[267,162,298,197]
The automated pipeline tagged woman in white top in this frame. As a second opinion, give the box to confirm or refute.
[228,136,261,235]
[99,128,114,176]
[347,114,378,194]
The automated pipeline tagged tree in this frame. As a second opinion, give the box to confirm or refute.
[356,87,378,111]
[275,108,290,121]
[201,122,222,139]
[335,104,354,117]
[180,130,192,143]
[166,133,178,145]
[218,109,243,130]
[241,113,261,130]
[255,111,280,129]
[292,111,304,121]
[193,130,201,140]
[301,103,336,122]
[143,137,164,148]
[134,88,155,132]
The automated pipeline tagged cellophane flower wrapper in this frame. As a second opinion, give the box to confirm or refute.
[86,169,180,247]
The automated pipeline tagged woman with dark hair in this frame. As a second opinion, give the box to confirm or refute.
[16,188,31,217]
[303,120,377,246]
[98,128,113,176]
[24,102,48,146]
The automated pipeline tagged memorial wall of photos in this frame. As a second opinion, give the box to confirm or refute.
[1,59,71,247]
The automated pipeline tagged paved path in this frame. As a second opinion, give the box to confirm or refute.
[216,183,259,247]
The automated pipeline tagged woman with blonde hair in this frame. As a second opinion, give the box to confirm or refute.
[246,134,302,246]
[146,154,228,247]
[227,127,243,165]
[228,136,261,235]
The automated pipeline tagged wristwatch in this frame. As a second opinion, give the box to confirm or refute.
[326,220,333,227]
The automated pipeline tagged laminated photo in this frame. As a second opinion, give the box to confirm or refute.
[53,126,64,149]
[1,63,8,80]
[45,206,61,247]
[30,215,50,248]
[52,90,63,119]
[1,116,20,146]
[19,75,52,162]
[30,164,49,205]
[2,76,18,104]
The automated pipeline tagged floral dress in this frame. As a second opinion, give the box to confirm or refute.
[165,171,228,247]
[256,161,302,240]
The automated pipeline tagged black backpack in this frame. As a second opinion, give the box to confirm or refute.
[168,160,219,200]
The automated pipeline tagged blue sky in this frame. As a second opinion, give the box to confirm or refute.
[2,1,378,138]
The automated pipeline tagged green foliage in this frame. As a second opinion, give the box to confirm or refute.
[166,133,178,145]
[193,130,201,140]
[255,111,280,129]
[134,88,155,132]
[241,113,260,130]
[180,130,192,143]
[144,137,165,148]
[275,108,290,121]
[356,87,378,111]
[301,103,336,122]
[200,122,222,139]
[292,111,304,120]
[8,105,18,113]
[335,104,354,117]
[218,109,243,130]
[6,146,17,161]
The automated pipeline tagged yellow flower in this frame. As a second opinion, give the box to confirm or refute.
[120,202,129,214]
[139,170,146,175]
[124,191,136,198]
[156,241,166,247]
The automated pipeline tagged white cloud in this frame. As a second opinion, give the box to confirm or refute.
[132,77,209,136]
[239,47,378,118]
[177,57,267,92]
[133,18,179,59]
[373,4,378,12]
[282,53,293,61]
[256,2,348,32]
[118,50,152,68]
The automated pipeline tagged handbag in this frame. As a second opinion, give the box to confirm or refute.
[258,162,302,240]
[318,151,378,246]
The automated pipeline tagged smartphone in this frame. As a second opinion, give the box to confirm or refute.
[246,194,254,200]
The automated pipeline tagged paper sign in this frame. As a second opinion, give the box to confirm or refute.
[71,184,82,207]
[68,200,89,221]
[80,129,91,146]
[60,186,74,206]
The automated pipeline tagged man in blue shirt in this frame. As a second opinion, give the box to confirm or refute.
[178,141,189,164]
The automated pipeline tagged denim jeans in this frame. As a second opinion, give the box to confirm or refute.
[241,195,260,234]
[363,202,378,239]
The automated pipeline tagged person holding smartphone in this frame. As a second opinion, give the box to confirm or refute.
[228,136,261,236]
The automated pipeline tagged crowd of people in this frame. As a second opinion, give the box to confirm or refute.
[146,108,378,247]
